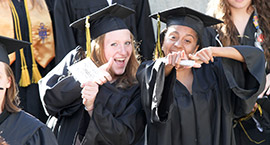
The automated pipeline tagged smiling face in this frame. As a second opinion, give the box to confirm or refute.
[162,25,199,58]
[227,0,252,10]
[103,29,133,76]
[0,62,11,112]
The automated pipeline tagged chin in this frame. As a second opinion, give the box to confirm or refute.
[113,69,126,76]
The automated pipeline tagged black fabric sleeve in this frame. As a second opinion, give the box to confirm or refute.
[81,84,145,145]
[136,59,175,123]
[217,45,266,117]
[38,48,82,117]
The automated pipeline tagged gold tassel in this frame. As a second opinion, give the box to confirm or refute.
[24,0,42,83]
[154,13,164,60]
[9,0,31,87]
[19,65,31,87]
[85,16,91,58]
[19,49,31,87]
[31,63,42,83]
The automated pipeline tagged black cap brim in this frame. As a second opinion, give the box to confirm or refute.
[70,3,135,30]
[150,6,223,27]
[0,36,31,64]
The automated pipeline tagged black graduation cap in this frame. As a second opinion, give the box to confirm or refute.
[0,36,31,64]
[70,3,135,39]
[150,6,223,41]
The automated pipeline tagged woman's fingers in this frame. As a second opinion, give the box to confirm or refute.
[100,57,114,72]
[189,47,214,64]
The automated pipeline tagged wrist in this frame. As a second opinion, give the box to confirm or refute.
[84,105,94,111]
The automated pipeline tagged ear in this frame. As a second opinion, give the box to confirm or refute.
[6,77,11,89]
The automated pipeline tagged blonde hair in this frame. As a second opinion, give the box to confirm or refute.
[207,0,270,70]
[90,32,139,89]
[3,63,20,113]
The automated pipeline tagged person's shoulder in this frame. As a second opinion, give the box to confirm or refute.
[3,111,50,144]
[14,111,45,129]
[13,111,58,145]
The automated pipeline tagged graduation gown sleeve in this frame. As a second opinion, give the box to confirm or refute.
[38,46,83,117]
[220,45,266,117]
[78,83,146,145]
[136,59,176,123]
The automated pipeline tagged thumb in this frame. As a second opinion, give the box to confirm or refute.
[100,57,114,72]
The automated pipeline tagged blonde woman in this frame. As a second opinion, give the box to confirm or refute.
[39,4,145,145]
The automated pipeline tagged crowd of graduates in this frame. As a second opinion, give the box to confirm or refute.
[0,0,270,145]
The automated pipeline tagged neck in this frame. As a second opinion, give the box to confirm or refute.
[0,103,3,114]
[0,92,5,114]
[176,68,193,93]
[176,68,192,77]
[230,6,254,36]
[230,6,253,21]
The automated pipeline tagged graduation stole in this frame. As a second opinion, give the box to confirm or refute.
[0,0,55,87]
[252,5,264,51]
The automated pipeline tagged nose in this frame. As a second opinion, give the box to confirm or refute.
[173,39,182,50]
[117,44,128,55]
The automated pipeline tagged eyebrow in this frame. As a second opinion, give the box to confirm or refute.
[185,34,196,39]
[170,31,196,39]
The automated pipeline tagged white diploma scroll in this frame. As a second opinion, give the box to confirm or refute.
[68,57,100,84]
[160,58,195,67]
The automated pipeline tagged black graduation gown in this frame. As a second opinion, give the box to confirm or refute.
[39,47,84,145]
[75,82,145,145]
[10,0,54,123]
[232,12,270,145]
[39,47,146,145]
[136,46,265,145]
[53,0,155,63]
[0,110,58,145]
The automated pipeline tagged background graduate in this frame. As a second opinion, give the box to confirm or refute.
[207,0,270,144]
[39,4,146,145]
[136,6,266,145]
[0,36,57,145]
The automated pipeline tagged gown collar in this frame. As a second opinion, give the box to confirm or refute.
[0,110,10,125]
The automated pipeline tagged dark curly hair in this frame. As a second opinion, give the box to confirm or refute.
[207,0,270,71]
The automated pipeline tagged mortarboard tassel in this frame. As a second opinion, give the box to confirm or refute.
[154,13,164,60]
[85,16,91,58]
[19,50,31,87]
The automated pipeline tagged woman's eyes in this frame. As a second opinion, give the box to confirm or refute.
[125,41,131,45]
[169,35,177,40]
[110,41,131,47]
[168,35,192,44]
[184,39,191,43]
[111,43,117,47]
